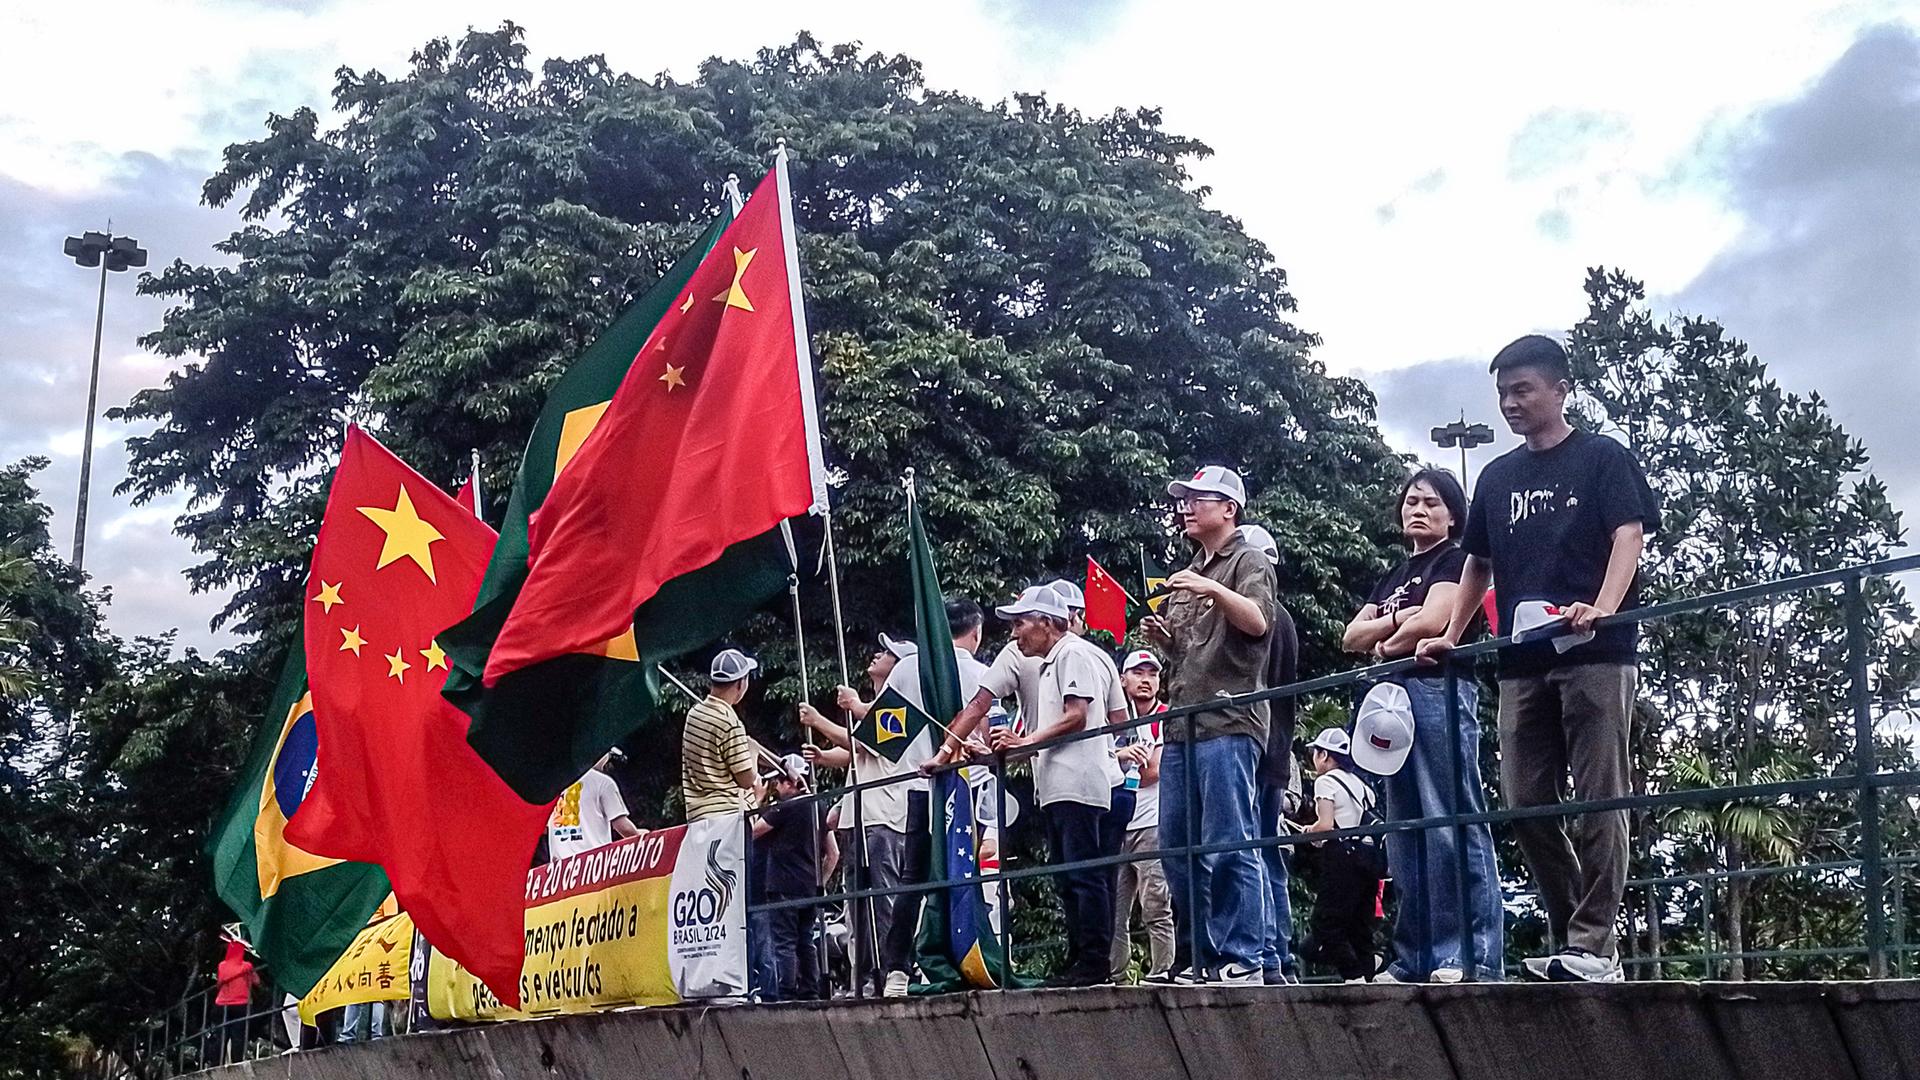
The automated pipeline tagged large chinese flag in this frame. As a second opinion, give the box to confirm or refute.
[1085,556,1131,641]
[481,163,826,692]
[286,426,552,1006]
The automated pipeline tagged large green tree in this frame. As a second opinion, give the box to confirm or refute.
[117,26,1404,680]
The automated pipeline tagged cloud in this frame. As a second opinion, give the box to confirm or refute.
[1508,108,1631,181]
[0,154,243,651]
[1675,22,1920,531]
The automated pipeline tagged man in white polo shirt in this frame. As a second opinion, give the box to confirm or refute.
[986,585,1126,986]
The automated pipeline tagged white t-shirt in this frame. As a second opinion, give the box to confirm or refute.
[837,645,988,832]
[1120,709,1165,831]
[1314,768,1374,830]
[547,768,630,860]
[1032,634,1125,809]
[981,641,1044,732]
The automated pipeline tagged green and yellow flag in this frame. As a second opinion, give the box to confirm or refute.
[208,647,392,995]
[852,685,934,764]
[439,203,794,802]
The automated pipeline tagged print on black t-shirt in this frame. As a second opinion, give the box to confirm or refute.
[1368,541,1470,617]
[1462,430,1661,675]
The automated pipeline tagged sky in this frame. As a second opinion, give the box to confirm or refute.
[2,0,1918,652]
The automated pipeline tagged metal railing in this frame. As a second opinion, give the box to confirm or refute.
[139,552,1920,1072]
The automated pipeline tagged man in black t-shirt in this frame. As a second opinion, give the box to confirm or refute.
[751,756,825,1001]
[1417,335,1660,984]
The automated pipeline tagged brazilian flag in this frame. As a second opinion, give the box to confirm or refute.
[904,493,1026,991]
[439,204,791,802]
[208,647,391,995]
[852,685,934,764]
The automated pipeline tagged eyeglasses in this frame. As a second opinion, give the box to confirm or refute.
[1172,495,1229,511]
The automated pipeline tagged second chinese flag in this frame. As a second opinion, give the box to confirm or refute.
[286,425,552,1007]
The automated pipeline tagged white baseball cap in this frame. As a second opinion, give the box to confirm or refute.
[1509,599,1596,654]
[1352,682,1415,776]
[1168,465,1248,507]
[879,633,918,660]
[1308,727,1352,756]
[709,648,759,682]
[1236,524,1280,566]
[1047,579,1086,610]
[1121,649,1163,672]
[995,584,1071,622]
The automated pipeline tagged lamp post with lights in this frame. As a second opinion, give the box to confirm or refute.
[61,230,147,572]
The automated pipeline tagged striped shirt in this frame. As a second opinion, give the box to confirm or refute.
[682,695,754,821]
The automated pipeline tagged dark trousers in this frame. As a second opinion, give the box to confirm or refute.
[762,894,820,1000]
[1303,842,1379,981]
[1046,799,1115,980]
[882,790,931,976]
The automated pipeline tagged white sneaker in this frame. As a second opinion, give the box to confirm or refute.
[1213,963,1263,986]
[883,971,910,998]
[1430,966,1465,985]
[1521,955,1555,981]
[1546,949,1622,983]
[1372,968,1411,984]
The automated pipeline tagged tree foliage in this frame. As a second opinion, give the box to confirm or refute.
[117,25,1404,673]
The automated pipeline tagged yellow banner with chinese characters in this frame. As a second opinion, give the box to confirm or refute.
[298,913,413,1023]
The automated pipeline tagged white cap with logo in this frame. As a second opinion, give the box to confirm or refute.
[1308,727,1352,757]
[1046,579,1086,610]
[1121,649,1162,672]
[1168,465,1248,507]
[995,584,1071,622]
[1352,682,1415,776]
[709,648,759,683]
[1236,524,1280,566]
[1509,599,1596,654]
[879,633,918,660]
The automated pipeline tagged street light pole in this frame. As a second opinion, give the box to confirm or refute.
[62,230,146,573]
[1429,414,1496,491]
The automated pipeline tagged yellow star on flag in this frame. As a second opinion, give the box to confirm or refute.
[660,363,687,391]
[384,648,411,683]
[712,246,757,312]
[678,292,694,313]
[339,625,367,656]
[312,580,344,613]
[421,640,448,672]
[356,484,445,583]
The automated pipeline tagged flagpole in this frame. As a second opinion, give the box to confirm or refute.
[468,448,484,519]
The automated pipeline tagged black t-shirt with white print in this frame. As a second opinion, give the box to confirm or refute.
[1367,541,1469,618]
[1462,429,1662,676]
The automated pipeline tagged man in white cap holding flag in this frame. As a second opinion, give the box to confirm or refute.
[1144,465,1278,985]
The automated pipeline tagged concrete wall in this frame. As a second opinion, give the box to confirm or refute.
[203,981,1920,1080]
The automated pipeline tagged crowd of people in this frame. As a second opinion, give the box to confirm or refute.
[613,333,1664,998]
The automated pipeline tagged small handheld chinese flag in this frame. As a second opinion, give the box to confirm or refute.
[286,426,552,1007]
[1085,556,1131,641]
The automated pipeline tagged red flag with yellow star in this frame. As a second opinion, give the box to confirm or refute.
[286,425,552,1007]
[484,156,827,685]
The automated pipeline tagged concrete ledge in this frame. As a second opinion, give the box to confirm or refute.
[194,981,1920,1080]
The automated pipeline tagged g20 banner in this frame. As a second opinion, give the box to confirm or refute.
[425,813,746,1020]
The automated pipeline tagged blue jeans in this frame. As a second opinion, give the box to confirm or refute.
[1257,784,1296,978]
[339,1001,386,1043]
[748,910,779,999]
[1160,733,1266,973]
[1383,675,1504,981]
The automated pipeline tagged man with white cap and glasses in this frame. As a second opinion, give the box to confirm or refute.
[1346,466,1504,983]
[1109,649,1175,982]
[986,585,1127,986]
[1236,523,1301,983]
[1143,465,1278,985]
[682,648,764,822]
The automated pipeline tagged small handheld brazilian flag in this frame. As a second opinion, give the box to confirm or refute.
[852,685,934,763]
